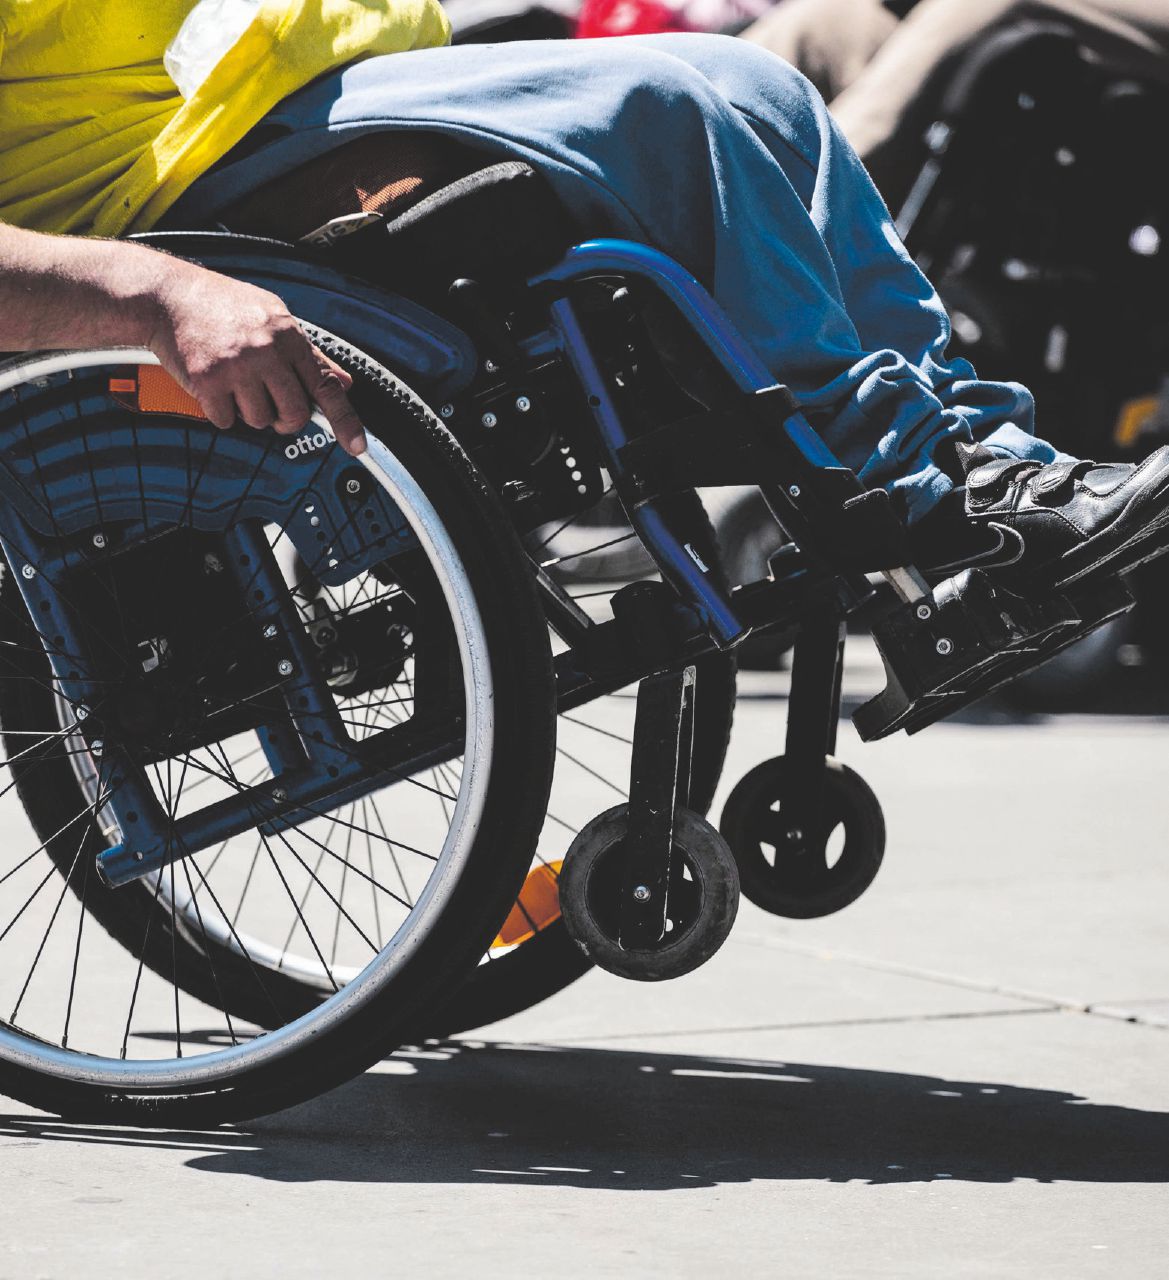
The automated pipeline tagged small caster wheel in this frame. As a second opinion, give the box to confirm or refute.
[719,756,885,919]
[559,804,740,982]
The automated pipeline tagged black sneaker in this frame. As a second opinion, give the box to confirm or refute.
[909,442,1169,593]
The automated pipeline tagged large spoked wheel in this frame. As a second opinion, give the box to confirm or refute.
[0,334,555,1124]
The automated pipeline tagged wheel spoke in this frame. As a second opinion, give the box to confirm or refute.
[9,798,100,1023]
[177,856,238,1048]
[119,866,167,1060]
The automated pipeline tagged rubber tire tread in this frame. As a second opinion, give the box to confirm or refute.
[557,803,740,982]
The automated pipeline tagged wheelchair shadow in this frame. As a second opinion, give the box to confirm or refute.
[2,1038,1168,1189]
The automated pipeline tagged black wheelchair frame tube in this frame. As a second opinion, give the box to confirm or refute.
[619,666,696,949]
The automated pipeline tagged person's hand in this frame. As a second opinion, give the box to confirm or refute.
[147,259,366,456]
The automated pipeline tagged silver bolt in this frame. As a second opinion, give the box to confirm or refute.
[277,658,294,677]
[75,706,89,722]
[440,403,455,419]
[92,532,107,550]
[788,484,802,498]
[515,396,532,414]
[20,564,35,580]
[786,826,804,844]
[263,623,278,639]
[632,885,651,902]
[90,739,103,756]
[481,412,498,430]
[936,637,954,656]
[272,787,287,803]
[345,477,362,495]
[916,603,933,621]
[134,851,145,862]
[484,359,500,374]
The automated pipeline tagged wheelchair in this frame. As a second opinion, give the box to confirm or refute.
[0,148,1137,1124]
[895,15,1169,463]
[884,15,1169,704]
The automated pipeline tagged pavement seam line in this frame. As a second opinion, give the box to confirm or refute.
[737,932,1169,1030]
[538,1005,1057,1045]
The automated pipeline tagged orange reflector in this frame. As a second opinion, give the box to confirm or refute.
[491,860,563,950]
[109,366,208,421]
[1114,395,1159,449]
[136,366,207,418]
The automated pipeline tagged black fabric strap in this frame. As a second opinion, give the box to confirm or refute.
[1028,458,1095,498]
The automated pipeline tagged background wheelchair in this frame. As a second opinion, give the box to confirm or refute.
[893,14,1169,703]
[0,147,1136,1124]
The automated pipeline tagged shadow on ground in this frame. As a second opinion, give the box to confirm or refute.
[2,1037,1168,1189]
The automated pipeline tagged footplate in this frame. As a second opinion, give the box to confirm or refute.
[853,569,1135,741]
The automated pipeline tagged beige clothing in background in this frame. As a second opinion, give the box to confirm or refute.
[744,0,1169,204]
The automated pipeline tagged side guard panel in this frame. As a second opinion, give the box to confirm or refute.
[0,358,416,588]
[132,231,478,399]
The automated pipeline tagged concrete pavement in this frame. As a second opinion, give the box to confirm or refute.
[2,649,1168,1278]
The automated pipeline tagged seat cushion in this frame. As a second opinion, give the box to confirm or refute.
[221,132,575,291]
[220,131,487,241]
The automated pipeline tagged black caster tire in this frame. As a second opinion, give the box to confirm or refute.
[559,804,740,982]
[720,756,885,919]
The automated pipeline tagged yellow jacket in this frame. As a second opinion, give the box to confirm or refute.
[0,0,450,235]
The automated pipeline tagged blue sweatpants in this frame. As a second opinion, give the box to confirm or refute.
[173,33,1063,521]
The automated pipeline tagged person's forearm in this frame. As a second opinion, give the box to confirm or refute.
[0,221,365,453]
[0,222,179,352]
